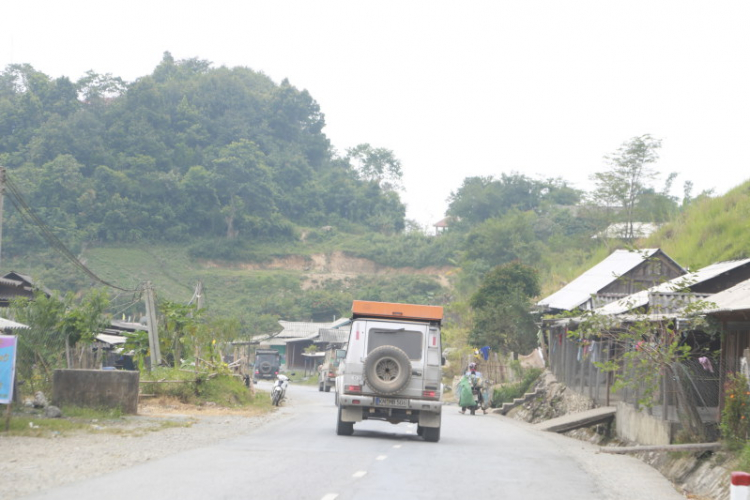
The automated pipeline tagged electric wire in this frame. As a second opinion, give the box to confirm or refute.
[4,175,141,293]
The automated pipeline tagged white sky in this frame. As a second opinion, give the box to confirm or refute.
[4,1,750,228]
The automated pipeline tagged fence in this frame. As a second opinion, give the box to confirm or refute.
[459,353,521,386]
[547,330,721,430]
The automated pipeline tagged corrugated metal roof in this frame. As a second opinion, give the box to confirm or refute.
[318,328,349,343]
[0,316,29,329]
[538,249,664,311]
[96,333,127,345]
[276,320,338,338]
[110,320,149,331]
[594,222,661,239]
[594,258,750,315]
[706,278,750,313]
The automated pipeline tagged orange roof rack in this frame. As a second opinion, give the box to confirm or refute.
[352,300,443,322]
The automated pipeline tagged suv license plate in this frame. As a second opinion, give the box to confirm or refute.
[374,397,408,407]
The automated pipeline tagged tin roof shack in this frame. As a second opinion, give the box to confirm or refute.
[0,271,52,307]
[537,248,685,314]
[260,318,350,370]
[539,248,685,408]
[546,259,750,443]
[94,320,149,370]
[706,278,750,412]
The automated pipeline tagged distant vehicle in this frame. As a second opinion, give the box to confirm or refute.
[318,347,345,392]
[336,300,444,442]
[254,349,281,380]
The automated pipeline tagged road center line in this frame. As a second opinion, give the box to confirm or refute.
[393,444,402,449]
[321,494,338,500]
[353,470,367,478]
[376,455,387,461]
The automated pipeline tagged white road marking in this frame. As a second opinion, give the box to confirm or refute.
[353,471,367,478]
[376,455,387,461]
[321,494,338,500]
[393,444,402,449]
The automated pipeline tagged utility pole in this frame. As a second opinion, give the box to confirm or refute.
[143,281,161,369]
[0,166,5,271]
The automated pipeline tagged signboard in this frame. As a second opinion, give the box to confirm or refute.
[0,335,17,405]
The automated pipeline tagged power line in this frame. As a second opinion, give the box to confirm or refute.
[4,174,141,293]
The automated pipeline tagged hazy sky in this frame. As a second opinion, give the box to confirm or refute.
[4,1,750,227]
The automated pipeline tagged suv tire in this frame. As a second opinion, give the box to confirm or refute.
[336,406,354,436]
[363,345,412,395]
[259,361,272,375]
[422,426,440,442]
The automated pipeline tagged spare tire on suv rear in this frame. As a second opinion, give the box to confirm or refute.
[259,361,272,374]
[363,345,412,395]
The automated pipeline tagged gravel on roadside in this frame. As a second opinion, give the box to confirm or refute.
[1,400,275,500]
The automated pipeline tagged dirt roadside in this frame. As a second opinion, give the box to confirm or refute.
[1,398,275,500]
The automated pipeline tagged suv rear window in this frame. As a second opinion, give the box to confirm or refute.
[367,328,423,360]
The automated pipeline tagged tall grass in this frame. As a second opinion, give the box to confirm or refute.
[647,182,750,268]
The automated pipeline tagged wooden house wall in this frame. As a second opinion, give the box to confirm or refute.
[599,254,684,296]
[719,319,750,410]
[692,265,750,294]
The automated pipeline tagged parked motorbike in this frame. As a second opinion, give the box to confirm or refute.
[271,374,289,406]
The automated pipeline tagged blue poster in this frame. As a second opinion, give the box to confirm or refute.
[0,335,17,404]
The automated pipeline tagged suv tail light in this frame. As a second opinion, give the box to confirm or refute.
[347,385,362,394]
[423,390,437,398]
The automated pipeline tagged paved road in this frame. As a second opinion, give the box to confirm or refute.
[23,382,687,500]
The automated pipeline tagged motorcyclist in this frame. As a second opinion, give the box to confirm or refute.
[459,363,487,414]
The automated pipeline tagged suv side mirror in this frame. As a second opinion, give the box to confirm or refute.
[441,356,446,366]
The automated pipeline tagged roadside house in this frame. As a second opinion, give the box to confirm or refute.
[260,318,350,370]
[706,277,750,411]
[0,271,51,307]
[545,258,750,443]
[537,248,685,314]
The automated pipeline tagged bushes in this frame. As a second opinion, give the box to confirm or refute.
[141,368,254,407]
[721,373,750,449]
[491,367,542,408]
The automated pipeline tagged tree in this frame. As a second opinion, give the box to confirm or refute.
[345,143,403,192]
[464,210,546,268]
[447,173,581,227]
[468,262,540,355]
[591,135,665,240]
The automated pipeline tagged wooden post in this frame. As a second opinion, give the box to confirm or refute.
[0,166,5,270]
[144,282,161,369]
[4,378,16,432]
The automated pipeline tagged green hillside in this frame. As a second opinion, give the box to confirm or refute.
[3,54,749,345]
[646,180,750,269]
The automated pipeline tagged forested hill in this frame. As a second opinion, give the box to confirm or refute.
[0,52,405,258]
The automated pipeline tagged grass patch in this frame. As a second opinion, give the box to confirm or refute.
[2,415,91,437]
[140,368,257,407]
[1,405,128,437]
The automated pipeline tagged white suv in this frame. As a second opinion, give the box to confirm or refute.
[336,300,444,442]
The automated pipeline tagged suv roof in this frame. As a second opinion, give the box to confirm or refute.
[352,300,443,323]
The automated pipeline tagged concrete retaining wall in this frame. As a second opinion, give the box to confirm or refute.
[615,401,673,445]
[53,369,139,414]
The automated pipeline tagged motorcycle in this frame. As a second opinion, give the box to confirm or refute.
[458,371,489,415]
[271,374,289,406]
